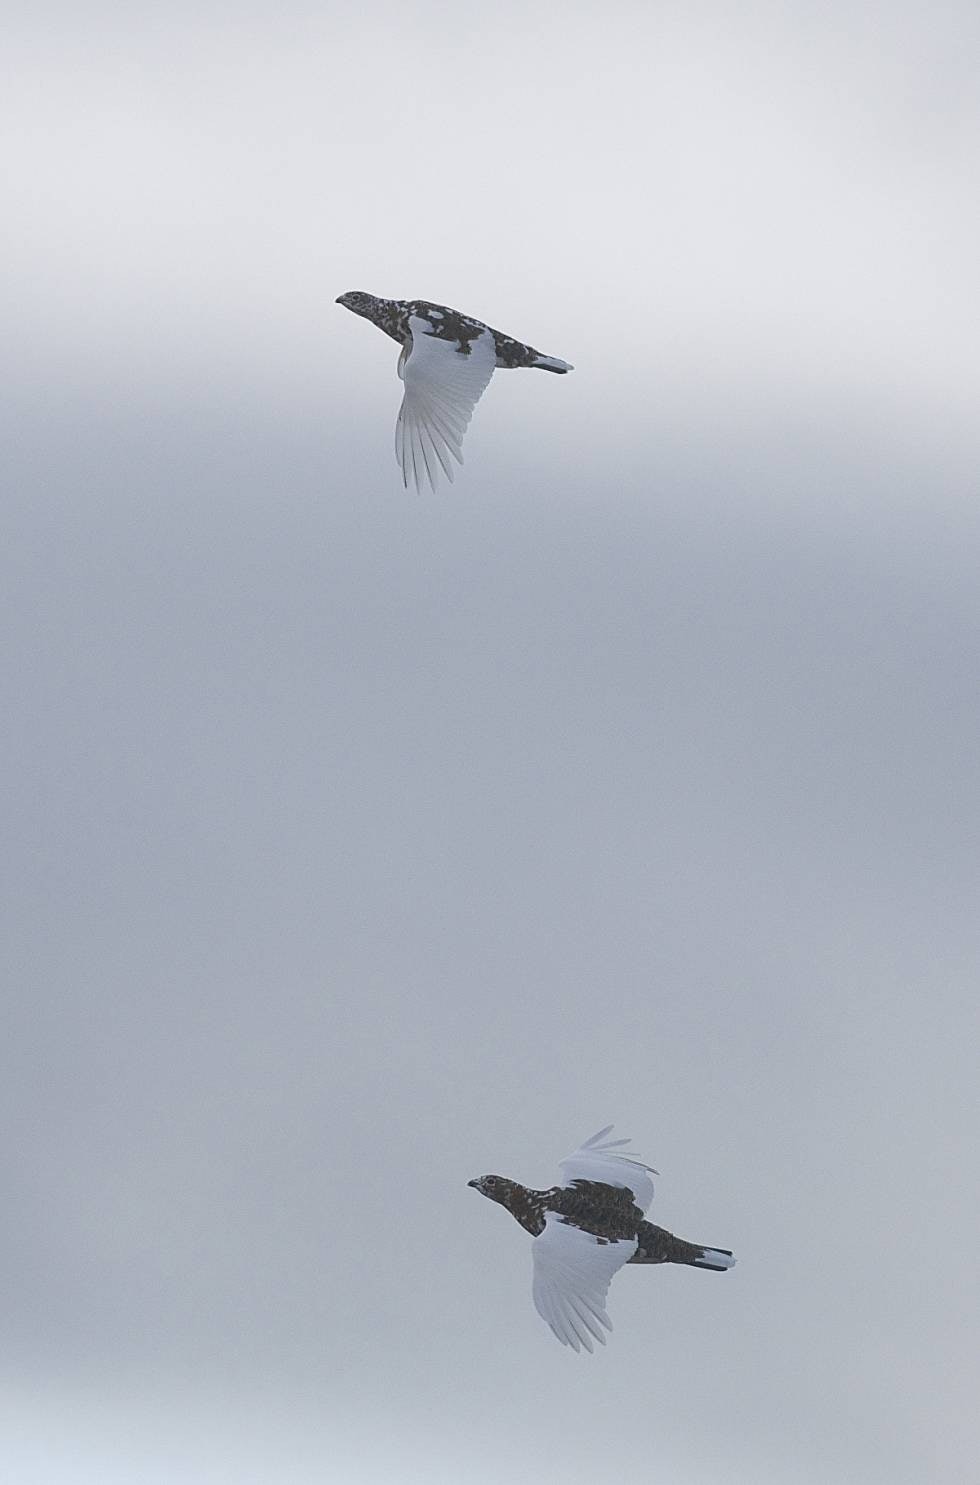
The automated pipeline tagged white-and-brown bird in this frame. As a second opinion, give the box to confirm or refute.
[468,1126,735,1352]
[336,292,573,491]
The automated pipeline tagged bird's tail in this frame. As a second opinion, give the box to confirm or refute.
[686,1244,736,1272]
[632,1221,736,1271]
[533,353,573,373]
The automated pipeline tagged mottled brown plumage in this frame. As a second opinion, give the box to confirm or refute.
[470,1173,733,1269]
[336,292,572,372]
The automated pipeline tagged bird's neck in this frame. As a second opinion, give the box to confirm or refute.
[493,1179,551,1236]
[361,295,405,344]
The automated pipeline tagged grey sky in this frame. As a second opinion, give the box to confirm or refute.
[3,3,978,1482]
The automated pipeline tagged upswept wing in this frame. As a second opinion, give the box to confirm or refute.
[557,1126,656,1213]
[532,1215,636,1353]
[395,318,496,491]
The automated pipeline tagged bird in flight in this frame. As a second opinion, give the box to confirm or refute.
[335,292,573,491]
[468,1126,735,1352]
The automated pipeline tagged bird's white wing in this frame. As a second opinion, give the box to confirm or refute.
[557,1126,656,1213]
[532,1214,637,1353]
[395,317,496,491]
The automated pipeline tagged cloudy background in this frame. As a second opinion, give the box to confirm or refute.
[3,2,978,1481]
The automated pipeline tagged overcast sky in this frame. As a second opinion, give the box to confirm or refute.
[3,3,979,1482]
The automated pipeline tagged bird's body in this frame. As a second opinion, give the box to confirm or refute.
[335,291,572,491]
[339,292,572,373]
[468,1127,735,1352]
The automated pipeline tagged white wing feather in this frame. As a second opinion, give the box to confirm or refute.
[532,1215,637,1353]
[557,1125,656,1213]
[395,317,496,492]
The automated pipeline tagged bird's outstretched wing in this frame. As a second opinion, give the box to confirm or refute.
[532,1215,636,1353]
[557,1126,656,1213]
[395,317,496,491]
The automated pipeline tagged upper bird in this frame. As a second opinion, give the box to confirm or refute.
[468,1126,735,1353]
[335,292,573,492]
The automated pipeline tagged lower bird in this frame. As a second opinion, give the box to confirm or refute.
[335,291,573,492]
[468,1126,735,1352]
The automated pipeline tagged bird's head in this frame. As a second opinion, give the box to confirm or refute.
[467,1174,507,1204]
[335,290,379,318]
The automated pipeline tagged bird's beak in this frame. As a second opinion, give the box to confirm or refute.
[334,295,344,304]
[467,1179,479,1189]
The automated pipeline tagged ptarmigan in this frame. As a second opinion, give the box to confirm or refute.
[468,1126,735,1353]
[335,292,573,491]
